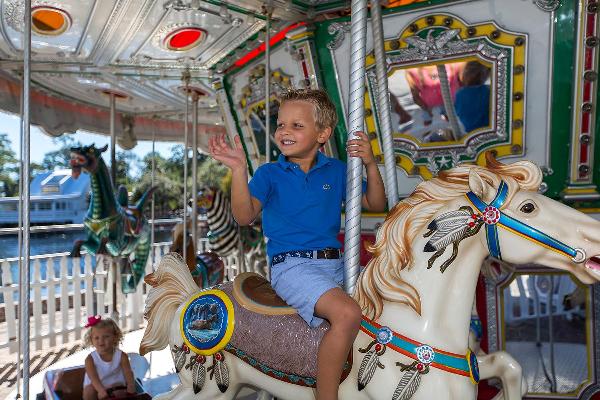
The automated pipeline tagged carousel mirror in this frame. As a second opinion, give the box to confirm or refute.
[490,267,599,397]
[238,65,293,164]
[243,98,281,162]
[365,15,527,175]
[387,58,493,143]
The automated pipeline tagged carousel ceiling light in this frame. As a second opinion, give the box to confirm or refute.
[31,6,71,36]
[165,27,206,51]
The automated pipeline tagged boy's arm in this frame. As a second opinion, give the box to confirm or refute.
[209,134,262,225]
[361,162,386,212]
[230,167,262,226]
[85,354,108,399]
[120,352,137,393]
[347,131,387,212]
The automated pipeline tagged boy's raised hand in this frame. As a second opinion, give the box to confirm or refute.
[209,134,247,172]
[347,131,376,167]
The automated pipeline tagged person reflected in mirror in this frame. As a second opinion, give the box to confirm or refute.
[454,60,491,137]
[405,62,464,142]
[405,63,462,121]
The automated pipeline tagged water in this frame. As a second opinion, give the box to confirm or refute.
[0,229,173,303]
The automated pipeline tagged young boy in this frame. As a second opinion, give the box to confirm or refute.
[208,89,386,400]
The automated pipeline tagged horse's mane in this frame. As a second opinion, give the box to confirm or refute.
[354,154,542,319]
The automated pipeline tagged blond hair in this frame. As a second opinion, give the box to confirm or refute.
[354,154,542,319]
[83,318,124,350]
[279,89,338,132]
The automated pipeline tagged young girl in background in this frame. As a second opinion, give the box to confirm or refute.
[83,316,136,399]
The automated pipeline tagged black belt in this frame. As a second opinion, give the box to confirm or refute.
[271,248,342,266]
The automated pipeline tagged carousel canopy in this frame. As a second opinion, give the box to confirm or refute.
[0,0,344,149]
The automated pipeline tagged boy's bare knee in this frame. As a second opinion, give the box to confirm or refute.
[331,299,362,330]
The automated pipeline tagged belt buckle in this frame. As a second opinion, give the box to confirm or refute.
[323,248,337,259]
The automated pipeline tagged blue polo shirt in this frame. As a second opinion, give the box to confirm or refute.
[249,152,360,259]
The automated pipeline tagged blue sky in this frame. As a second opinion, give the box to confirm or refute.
[0,110,177,169]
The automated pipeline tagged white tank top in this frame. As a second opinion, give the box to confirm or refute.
[83,349,126,388]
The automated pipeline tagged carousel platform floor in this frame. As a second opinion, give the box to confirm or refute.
[2,329,263,400]
[506,341,588,394]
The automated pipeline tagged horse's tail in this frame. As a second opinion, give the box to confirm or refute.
[134,186,156,211]
[140,252,199,355]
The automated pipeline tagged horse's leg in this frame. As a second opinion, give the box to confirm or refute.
[477,351,525,400]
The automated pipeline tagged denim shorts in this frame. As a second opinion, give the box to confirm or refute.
[270,256,344,328]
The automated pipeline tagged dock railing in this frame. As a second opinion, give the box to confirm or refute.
[0,235,262,354]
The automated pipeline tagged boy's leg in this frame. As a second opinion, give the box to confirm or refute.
[314,287,362,400]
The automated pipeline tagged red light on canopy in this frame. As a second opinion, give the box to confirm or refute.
[165,27,206,51]
[233,22,305,68]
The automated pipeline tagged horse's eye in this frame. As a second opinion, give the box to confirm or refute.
[520,202,535,213]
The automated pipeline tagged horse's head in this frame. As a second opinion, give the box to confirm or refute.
[464,166,600,284]
[70,143,108,178]
[357,154,600,319]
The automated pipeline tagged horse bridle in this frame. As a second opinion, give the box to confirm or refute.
[465,180,586,263]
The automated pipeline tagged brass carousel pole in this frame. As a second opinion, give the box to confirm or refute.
[182,76,190,263]
[371,0,398,208]
[344,0,368,294]
[264,8,272,163]
[191,92,199,250]
[109,92,118,320]
[18,0,32,397]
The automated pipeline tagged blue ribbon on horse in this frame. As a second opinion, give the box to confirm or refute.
[465,180,581,262]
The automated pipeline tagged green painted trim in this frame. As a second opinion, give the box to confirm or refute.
[314,20,350,161]
[222,75,255,175]
[546,0,577,199]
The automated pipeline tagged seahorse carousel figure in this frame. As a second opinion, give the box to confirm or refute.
[140,156,600,400]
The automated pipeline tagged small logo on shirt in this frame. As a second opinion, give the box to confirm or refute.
[323,184,331,190]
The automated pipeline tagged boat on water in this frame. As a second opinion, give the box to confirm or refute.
[1,0,600,399]
[0,169,90,227]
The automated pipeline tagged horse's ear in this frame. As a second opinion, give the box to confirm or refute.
[468,169,496,203]
[99,144,108,153]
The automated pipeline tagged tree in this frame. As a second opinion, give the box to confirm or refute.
[0,133,17,196]
[41,135,82,171]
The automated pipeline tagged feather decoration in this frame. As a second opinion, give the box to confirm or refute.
[171,344,188,373]
[357,349,383,390]
[213,352,230,393]
[392,368,422,400]
[424,211,473,251]
[192,361,206,394]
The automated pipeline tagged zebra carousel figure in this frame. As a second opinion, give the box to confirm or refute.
[195,187,267,278]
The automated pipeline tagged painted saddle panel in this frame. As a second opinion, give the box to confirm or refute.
[220,282,352,386]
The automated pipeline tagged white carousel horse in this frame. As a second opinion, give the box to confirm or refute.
[140,156,600,400]
[468,258,527,400]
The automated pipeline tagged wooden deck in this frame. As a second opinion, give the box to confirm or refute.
[0,341,85,399]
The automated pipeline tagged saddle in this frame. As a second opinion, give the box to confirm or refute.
[232,272,296,315]
[222,274,352,386]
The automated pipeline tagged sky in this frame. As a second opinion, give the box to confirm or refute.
[0,110,178,172]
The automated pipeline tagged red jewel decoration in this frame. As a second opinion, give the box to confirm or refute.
[416,363,424,371]
[196,355,205,363]
[375,343,382,352]
[471,214,478,219]
[468,222,475,227]
[215,353,222,361]
[182,344,189,352]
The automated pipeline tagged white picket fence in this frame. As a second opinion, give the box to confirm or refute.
[0,239,266,355]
